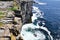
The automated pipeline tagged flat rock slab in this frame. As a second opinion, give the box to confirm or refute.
[0,1,13,8]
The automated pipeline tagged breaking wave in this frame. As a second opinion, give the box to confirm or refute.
[32,6,53,40]
[20,6,53,40]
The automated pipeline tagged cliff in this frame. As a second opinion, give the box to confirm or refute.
[0,0,33,40]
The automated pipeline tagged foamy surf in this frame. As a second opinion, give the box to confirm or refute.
[20,5,53,40]
[34,0,47,5]
[21,23,53,40]
[32,6,53,40]
[32,6,44,22]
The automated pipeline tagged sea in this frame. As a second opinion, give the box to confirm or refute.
[33,0,60,40]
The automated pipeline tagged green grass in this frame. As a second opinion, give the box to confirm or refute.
[0,12,5,19]
[0,12,5,15]
[0,16,5,19]
[8,6,18,11]
[0,22,4,27]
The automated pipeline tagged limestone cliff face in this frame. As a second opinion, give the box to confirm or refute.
[20,0,33,24]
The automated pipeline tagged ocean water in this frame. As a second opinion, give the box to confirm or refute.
[33,0,60,40]
[20,0,60,40]
[21,3,53,40]
[21,5,53,40]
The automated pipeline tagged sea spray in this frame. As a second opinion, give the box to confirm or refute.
[21,23,53,40]
[32,6,53,40]
[21,23,46,40]
[20,6,53,40]
[32,6,44,22]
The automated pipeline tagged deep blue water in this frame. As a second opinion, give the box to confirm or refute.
[34,0,60,40]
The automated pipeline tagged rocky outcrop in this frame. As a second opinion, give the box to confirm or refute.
[20,1,33,24]
[0,0,33,40]
[0,1,13,8]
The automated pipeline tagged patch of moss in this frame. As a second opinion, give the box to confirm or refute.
[0,12,5,19]
[0,16,5,19]
[8,6,18,11]
[0,22,4,27]
[0,12,5,15]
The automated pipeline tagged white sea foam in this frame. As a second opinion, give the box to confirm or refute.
[20,6,53,40]
[34,0,47,5]
[21,23,46,40]
[21,23,53,40]
[37,2,47,5]
[32,6,53,40]
[32,6,44,22]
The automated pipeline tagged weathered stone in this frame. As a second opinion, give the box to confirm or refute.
[0,1,13,9]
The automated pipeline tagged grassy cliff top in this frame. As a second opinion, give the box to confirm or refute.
[0,22,4,27]
[0,12,6,19]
